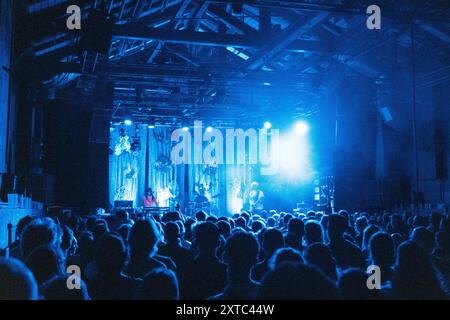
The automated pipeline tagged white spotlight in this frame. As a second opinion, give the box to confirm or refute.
[295,121,309,134]
[264,121,272,129]
[206,126,213,132]
[182,126,189,131]
[124,119,132,126]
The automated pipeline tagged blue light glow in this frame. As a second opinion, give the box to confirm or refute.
[274,123,313,182]
[295,121,309,135]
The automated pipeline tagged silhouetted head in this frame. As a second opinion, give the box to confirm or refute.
[262,228,284,258]
[304,220,323,245]
[217,220,231,239]
[304,243,337,281]
[283,214,293,227]
[195,211,207,222]
[164,222,180,244]
[266,217,275,227]
[41,275,89,300]
[257,262,339,299]
[25,245,65,286]
[251,220,265,233]
[92,220,109,242]
[355,217,368,234]
[362,224,380,251]
[224,231,259,271]
[117,223,132,245]
[184,218,196,241]
[284,232,301,250]
[241,212,250,225]
[206,216,218,223]
[288,218,304,238]
[327,214,347,240]
[338,268,383,300]
[338,210,350,221]
[393,240,446,299]
[0,258,38,300]
[411,227,434,253]
[269,248,303,270]
[116,210,129,221]
[391,233,404,249]
[20,218,62,259]
[128,218,161,256]
[96,233,127,274]
[390,214,403,227]
[369,232,394,267]
[194,222,221,255]
[60,225,76,258]
[136,268,179,300]
[15,215,35,242]
[235,217,247,229]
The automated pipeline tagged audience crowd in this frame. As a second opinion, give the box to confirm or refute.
[1,207,450,300]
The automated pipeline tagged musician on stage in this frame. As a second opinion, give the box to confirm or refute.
[143,187,159,207]
[248,182,264,213]
[194,186,210,207]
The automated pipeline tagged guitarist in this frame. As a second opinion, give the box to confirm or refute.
[248,182,264,214]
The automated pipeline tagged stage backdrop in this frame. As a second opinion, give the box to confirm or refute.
[109,125,253,215]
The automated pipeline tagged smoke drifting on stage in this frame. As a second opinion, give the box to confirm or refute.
[109,120,315,215]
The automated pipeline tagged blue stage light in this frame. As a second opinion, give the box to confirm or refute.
[124,119,132,126]
[295,121,309,134]
[148,125,155,129]
[275,125,313,182]
[264,121,272,129]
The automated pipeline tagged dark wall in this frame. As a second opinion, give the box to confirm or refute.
[333,78,378,210]
[43,99,108,212]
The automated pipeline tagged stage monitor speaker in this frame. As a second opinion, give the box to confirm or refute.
[114,200,133,208]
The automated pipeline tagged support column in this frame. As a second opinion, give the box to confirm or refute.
[0,0,14,172]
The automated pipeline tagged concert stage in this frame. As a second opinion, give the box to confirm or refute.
[108,120,329,216]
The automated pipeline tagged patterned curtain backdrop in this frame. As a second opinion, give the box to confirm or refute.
[109,124,145,207]
[147,126,179,208]
[109,125,248,215]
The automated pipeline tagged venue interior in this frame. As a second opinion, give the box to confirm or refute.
[0,0,450,301]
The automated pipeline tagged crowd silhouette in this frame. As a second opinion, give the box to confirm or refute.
[1,208,450,300]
